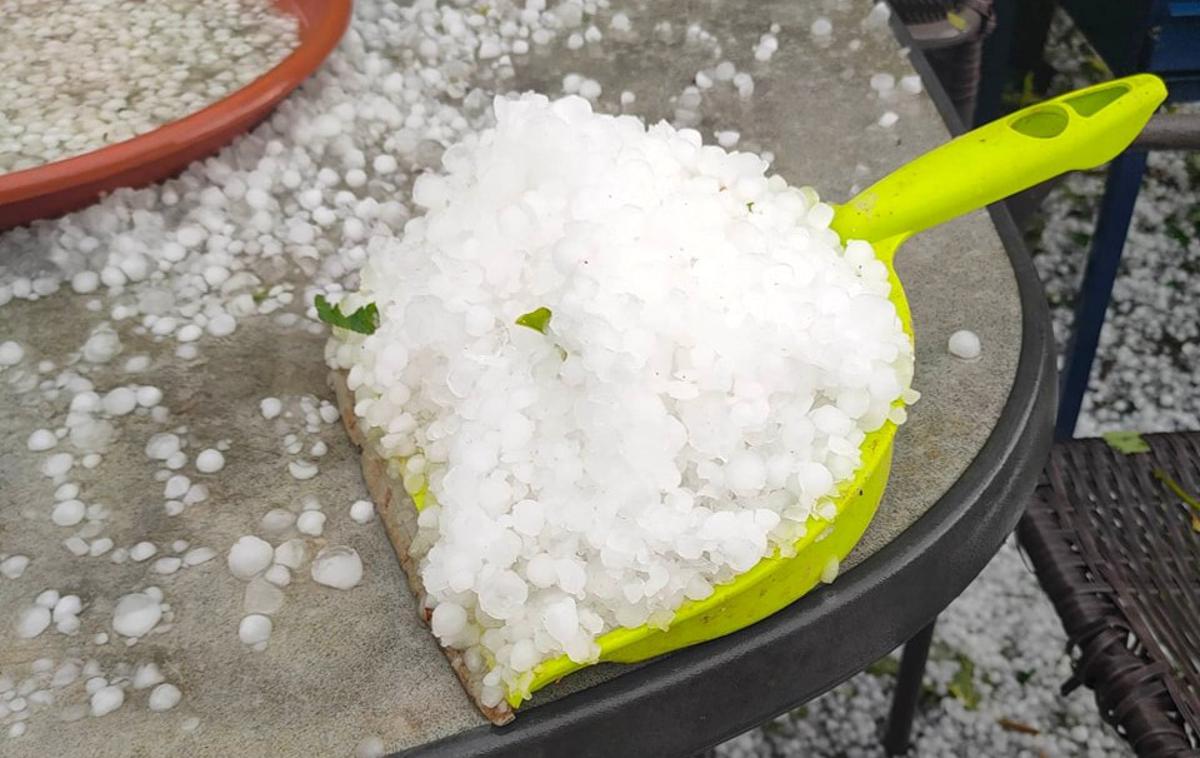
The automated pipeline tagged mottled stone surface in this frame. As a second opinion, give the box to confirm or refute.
[0,1,1019,755]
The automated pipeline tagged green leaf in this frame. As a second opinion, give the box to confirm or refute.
[515,306,552,334]
[315,294,379,335]
[948,654,980,710]
[946,10,968,30]
[746,201,755,212]
[1016,669,1034,685]
[1102,430,1150,455]
[1154,468,1200,513]
[866,656,900,678]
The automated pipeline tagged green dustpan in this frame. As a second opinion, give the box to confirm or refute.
[473,73,1168,710]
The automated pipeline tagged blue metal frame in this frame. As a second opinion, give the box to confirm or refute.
[1054,150,1150,439]
[1051,0,1197,438]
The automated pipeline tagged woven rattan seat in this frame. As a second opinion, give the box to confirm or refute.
[1019,433,1200,756]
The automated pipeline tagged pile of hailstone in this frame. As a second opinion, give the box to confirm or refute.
[0,0,299,173]
[327,94,915,705]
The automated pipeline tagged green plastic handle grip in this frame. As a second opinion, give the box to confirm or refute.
[830,73,1168,254]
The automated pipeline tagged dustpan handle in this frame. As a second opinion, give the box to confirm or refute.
[830,73,1167,251]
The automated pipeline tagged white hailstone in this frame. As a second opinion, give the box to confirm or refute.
[64,537,90,556]
[183,547,216,566]
[289,460,319,480]
[238,614,272,646]
[733,71,755,97]
[125,355,151,372]
[0,341,24,366]
[132,663,165,690]
[71,271,100,293]
[754,33,779,62]
[870,72,896,93]
[355,736,386,758]
[135,386,163,407]
[310,546,363,589]
[184,484,208,505]
[610,12,631,31]
[90,538,114,556]
[431,602,467,640]
[1,555,30,579]
[27,428,57,451]
[90,685,125,717]
[273,539,306,570]
[264,564,291,587]
[56,615,82,634]
[102,387,138,416]
[42,452,74,478]
[55,482,79,500]
[207,313,237,337]
[51,499,86,526]
[811,17,833,36]
[948,329,982,360]
[716,130,740,148]
[145,433,181,461]
[260,397,283,419]
[296,511,326,536]
[164,474,191,499]
[53,662,81,688]
[579,79,602,100]
[130,542,158,562]
[373,154,398,175]
[15,606,51,639]
[81,329,122,363]
[153,557,182,574]
[113,593,162,637]
[53,594,82,621]
[820,556,841,584]
[620,90,636,106]
[314,114,342,138]
[863,1,892,29]
[227,536,274,579]
[878,111,900,128]
[36,589,60,608]
[900,74,924,94]
[349,499,375,524]
[260,509,295,534]
[195,449,225,473]
[319,403,340,424]
[148,683,182,712]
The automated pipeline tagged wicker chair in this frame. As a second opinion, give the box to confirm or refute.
[1019,433,1200,756]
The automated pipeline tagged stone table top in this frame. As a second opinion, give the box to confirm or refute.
[0,1,1020,755]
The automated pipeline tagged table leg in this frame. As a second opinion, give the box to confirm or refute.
[882,618,937,756]
[1054,149,1149,439]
